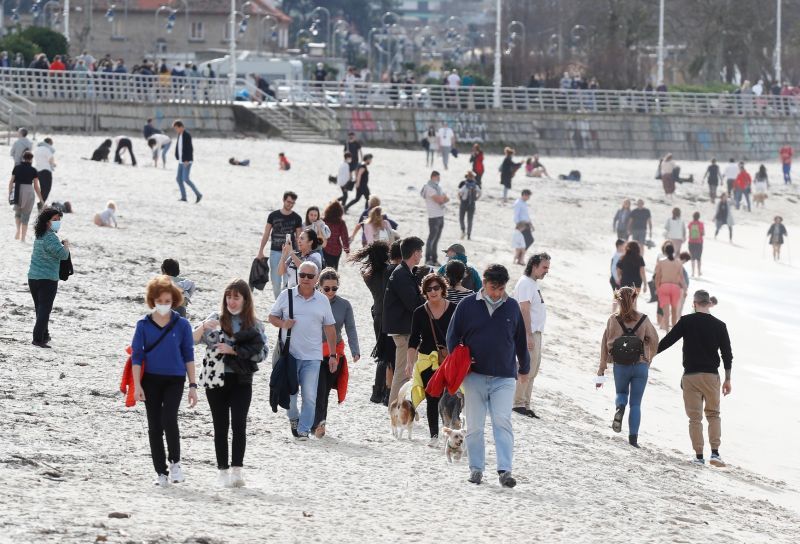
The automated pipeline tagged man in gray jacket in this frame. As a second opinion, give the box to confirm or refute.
[10,128,32,165]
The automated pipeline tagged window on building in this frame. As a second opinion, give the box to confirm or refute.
[190,21,204,41]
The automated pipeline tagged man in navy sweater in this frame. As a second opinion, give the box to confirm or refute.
[446,264,530,488]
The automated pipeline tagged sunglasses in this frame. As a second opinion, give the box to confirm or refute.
[323,286,339,292]
[424,285,442,293]
[298,273,316,279]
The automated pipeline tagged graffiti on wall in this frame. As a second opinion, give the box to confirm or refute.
[414,111,487,143]
[348,110,399,140]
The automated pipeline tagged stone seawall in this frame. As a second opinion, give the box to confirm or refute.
[334,108,798,161]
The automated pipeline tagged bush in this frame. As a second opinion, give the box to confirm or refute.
[20,26,68,60]
[0,34,40,65]
[670,83,739,94]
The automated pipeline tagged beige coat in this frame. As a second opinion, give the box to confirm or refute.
[599,312,660,371]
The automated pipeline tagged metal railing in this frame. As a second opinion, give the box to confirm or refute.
[0,67,234,104]
[275,79,800,117]
[0,85,37,144]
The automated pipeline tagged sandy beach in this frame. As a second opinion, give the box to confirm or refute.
[1,134,798,543]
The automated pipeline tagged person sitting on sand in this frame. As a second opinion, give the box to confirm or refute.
[279,152,291,171]
[229,158,250,166]
[524,154,549,178]
[93,201,118,228]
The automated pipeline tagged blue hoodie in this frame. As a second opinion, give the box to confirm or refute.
[131,312,194,376]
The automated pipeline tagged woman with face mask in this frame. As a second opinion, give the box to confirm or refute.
[193,279,267,487]
[27,207,70,348]
[130,275,197,487]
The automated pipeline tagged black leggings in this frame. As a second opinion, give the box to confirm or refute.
[313,358,344,430]
[458,202,475,238]
[344,184,370,212]
[28,279,58,343]
[420,367,440,438]
[39,170,53,202]
[322,250,341,270]
[114,138,137,165]
[205,374,252,469]
[141,374,185,475]
[338,187,349,206]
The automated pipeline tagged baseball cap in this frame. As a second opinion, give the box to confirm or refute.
[443,243,466,255]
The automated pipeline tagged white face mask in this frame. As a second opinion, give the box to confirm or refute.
[228,306,242,316]
[154,304,172,316]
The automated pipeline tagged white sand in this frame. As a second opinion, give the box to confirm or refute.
[1,135,799,543]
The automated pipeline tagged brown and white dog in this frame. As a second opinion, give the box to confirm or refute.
[389,381,418,439]
[442,426,467,463]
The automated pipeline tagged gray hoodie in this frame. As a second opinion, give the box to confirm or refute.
[10,137,32,165]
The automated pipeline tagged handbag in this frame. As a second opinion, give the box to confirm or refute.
[273,288,295,361]
[424,303,449,364]
[59,246,73,281]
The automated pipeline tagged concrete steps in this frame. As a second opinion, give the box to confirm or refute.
[249,105,336,144]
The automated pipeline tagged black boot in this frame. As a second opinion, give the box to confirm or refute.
[371,362,386,403]
[629,434,640,448]
[612,405,625,433]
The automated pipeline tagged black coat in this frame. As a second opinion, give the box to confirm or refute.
[381,262,424,335]
[223,326,265,376]
[248,257,270,291]
[175,130,194,162]
[269,349,298,412]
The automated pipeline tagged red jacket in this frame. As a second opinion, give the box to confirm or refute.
[425,344,471,397]
[323,220,350,257]
[323,341,349,403]
[734,171,752,190]
[49,60,66,72]
[119,346,144,407]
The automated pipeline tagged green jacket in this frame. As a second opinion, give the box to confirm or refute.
[28,230,69,281]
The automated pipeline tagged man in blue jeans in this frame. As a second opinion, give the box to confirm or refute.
[256,191,303,299]
[173,120,202,203]
[268,262,337,440]
[446,264,530,487]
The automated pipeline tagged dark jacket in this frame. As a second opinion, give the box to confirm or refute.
[500,156,520,188]
[224,326,265,376]
[446,292,530,378]
[657,312,732,374]
[248,257,270,291]
[269,349,298,412]
[382,261,424,335]
[175,130,194,162]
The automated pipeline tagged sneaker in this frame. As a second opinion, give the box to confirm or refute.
[290,419,299,437]
[612,406,625,433]
[512,407,529,417]
[498,471,517,488]
[314,423,326,439]
[217,468,231,487]
[154,473,170,487]
[296,432,309,441]
[692,457,706,466]
[168,462,185,483]
[427,436,439,448]
[709,454,726,467]
[468,470,483,485]
[229,467,246,488]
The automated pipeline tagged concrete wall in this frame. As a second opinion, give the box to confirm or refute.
[334,108,800,161]
[33,101,237,135]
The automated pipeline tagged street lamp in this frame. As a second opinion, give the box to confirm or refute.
[493,0,501,108]
[506,20,525,56]
[259,14,278,54]
[44,0,61,29]
[775,0,782,84]
[657,0,665,84]
[332,19,349,58]
[106,4,115,22]
[154,5,171,33]
[309,6,331,55]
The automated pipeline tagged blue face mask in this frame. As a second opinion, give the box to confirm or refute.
[50,220,61,232]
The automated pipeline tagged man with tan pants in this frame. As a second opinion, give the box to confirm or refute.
[512,253,550,419]
[657,290,733,467]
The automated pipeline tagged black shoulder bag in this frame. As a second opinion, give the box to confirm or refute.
[144,315,180,354]
[278,288,294,356]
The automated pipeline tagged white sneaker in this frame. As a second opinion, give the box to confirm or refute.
[709,454,726,467]
[154,473,170,487]
[427,436,439,448]
[169,462,185,483]
[217,468,231,487]
[691,458,706,466]
[229,467,246,488]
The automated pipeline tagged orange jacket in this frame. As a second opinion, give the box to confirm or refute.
[119,346,144,407]
[323,341,349,404]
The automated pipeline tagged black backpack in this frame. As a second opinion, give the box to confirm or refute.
[611,315,648,364]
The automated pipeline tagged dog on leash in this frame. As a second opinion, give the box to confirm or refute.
[389,381,418,439]
[439,389,464,430]
[442,427,467,463]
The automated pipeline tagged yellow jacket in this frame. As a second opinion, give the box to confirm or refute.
[411,351,440,408]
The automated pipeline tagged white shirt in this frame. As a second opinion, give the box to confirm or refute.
[33,144,54,172]
[447,73,461,89]
[337,161,351,186]
[269,288,335,361]
[99,207,117,227]
[176,132,183,161]
[437,127,454,147]
[513,198,531,224]
[150,133,171,147]
[513,275,546,332]
[723,163,738,179]
[512,230,525,250]
[664,218,685,239]
[422,182,446,218]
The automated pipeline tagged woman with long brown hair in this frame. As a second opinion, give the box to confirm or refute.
[362,205,394,244]
[321,200,349,270]
[193,279,267,488]
[596,287,659,448]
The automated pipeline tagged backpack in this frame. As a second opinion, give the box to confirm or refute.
[610,315,648,364]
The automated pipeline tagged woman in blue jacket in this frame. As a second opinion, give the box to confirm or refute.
[27,207,70,348]
[131,275,197,486]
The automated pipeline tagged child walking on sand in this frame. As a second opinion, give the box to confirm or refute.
[93,201,118,228]
[512,222,527,265]
[279,152,291,171]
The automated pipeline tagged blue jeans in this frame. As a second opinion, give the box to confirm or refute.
[463,372,516,473]
[176,161,201,200]
[269,250,284,299]
[613,363,648,435]
[153,142,171,164]
[783,162,791,184]
[733,187,750,211]
[287,359,321,434]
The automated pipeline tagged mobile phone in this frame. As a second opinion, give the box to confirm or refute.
[285,233,291,245]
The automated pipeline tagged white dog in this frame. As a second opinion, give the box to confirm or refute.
[442,426,467,463]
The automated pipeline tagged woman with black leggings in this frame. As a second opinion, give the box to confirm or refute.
[344,154,372,212]
[193,279,266,488]
[406,273,456,447]
[27,207,69,347]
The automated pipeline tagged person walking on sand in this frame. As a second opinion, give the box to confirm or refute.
[384,237,426,407]
[33,138,56,205]
[192,279,267,487]
[613,199,632,241]
[596,286,659,448]
[344,132,363,176]
[257,191,303,299]
[512,253,550,419]
[278,228,324,291]
[767,216,788,261]
[779,144,792,184]
[336,152,353,206]
[422,170,449,266]
[437,121,456,170]
[444,260,474,304]
[714,193,734,242]
[627,199,652,250]
[311,268,360,438]
[703,158,720,204]
[446,264,530,488]
[321,200,350,270]
[457,171,481,241]
[733,162,752,212]
[752,164,769,208]
[344,154,373,213]
[469,143,484,185]
[513,189,534,250]
[687,212,704,277]
[723,158,738,197]
[27,207,70,348]
[660,153,677,199]
[8,151,44,243]
[654,243,686,331]
[657,290,733,467]
[268,262,337,440]
[500,147,522,203]
[615,241,647,295]
[664,207,686,254]
[423,125,437,167]
[130,275,197,486]
[173,120,202,203]
[10,128,32,166]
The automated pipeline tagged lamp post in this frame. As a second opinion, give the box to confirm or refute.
[259,14,277,55]
[657,0,664,84]
[367,26,380,79]
[309,6,331,55]
[775,0,782,84]
[44,0,61,29]
[63,0,69,42]
[228,1,252,97]
[332,18,349,58]
[493,0,501,108]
